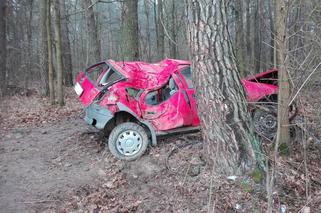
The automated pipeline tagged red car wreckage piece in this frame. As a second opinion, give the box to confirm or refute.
[74,59,279,160]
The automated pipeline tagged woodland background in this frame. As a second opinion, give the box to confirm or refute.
[1,0,321,212]
[0,0,320,98]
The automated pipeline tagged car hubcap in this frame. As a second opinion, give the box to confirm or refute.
[263,114,277,129]
[253,106,277,140]
[116,130,142,156]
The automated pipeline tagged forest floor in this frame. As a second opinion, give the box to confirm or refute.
[1,87,321,213]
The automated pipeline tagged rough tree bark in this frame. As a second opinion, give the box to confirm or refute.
[82,0,101,65]
[156,0,164,61]
[40,0,49,96]
[0,0,7,96]
[121,0,139,61]
[47,0,55,105]
[275,0,290,147]
[187,0,262,174]
[60,0,73,86]
[54,0,64,106]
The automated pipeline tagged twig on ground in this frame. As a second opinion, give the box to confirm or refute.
[23,200,60,204]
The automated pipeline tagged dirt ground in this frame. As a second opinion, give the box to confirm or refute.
[0,114,259,213]
[1,88,321,213]
[0,117,105,213]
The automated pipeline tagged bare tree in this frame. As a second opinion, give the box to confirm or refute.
[156,0,164,61]
[47,0,55,105]
[253,0,262,72]
[168,0,177,58]
[187,0,262,174]
[268,0,275,67]
[275,0,290,147]
[121,0,139,61]
[24,0,34,93]
[245,0,252,71]
[144,0,152,62]
[60,0,73,86]
[0,0,7,96]
[235,0,246,76]
[40,0,49,96]
[82,0,101,65]
[54,0,64,106]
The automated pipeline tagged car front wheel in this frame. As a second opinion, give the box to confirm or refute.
[108,122,148,161]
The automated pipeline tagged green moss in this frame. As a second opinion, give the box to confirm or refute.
[250,168,263,183]
[279,143,289,156]
[241,179,254,193]
[252,209,259,213]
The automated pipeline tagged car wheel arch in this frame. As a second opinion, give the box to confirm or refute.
[103,103,157,146]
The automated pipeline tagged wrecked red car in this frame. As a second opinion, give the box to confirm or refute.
[74,59,278,160]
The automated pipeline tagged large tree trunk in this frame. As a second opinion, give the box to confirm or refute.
[275,0,290,147]
[47,0,55,105]
[156,0,164,61]
[121,0,139,61]
[187,0,261,174]
[60,0,73,86]
[82,0,101,65]
[54,0,64,106]
[40,0,49,96]
[0,0,7,97]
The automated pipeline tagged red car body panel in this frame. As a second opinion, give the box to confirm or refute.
[110,59,190,90]
[242,80,278,102]
[242,68,278,102]
[74,59,278,135]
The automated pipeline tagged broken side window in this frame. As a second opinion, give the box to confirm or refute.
[145,90,159,105]
[181,66,193,88]
[126,87,141,100]
[99,68,122,86]
[145,78,178,105]
[86,63,108,84]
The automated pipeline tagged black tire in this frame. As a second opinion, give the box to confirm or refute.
[252,104,278,140]
[252,101,298,141]
[108,122,149,161]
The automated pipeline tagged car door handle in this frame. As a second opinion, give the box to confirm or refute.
[147,111,156,115]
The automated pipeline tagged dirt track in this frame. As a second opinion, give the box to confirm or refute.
[2,93,320,212]
[0,112,209,213]
[0,117,109,213]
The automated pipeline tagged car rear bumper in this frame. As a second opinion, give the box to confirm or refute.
[84,103,113,129]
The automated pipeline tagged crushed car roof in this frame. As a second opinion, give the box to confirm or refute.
[107,59,190,90]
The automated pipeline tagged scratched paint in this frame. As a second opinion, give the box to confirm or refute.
[75,59,278,131]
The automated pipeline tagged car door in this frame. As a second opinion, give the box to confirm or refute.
[176,66,200,126]
[139,75,192,131]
